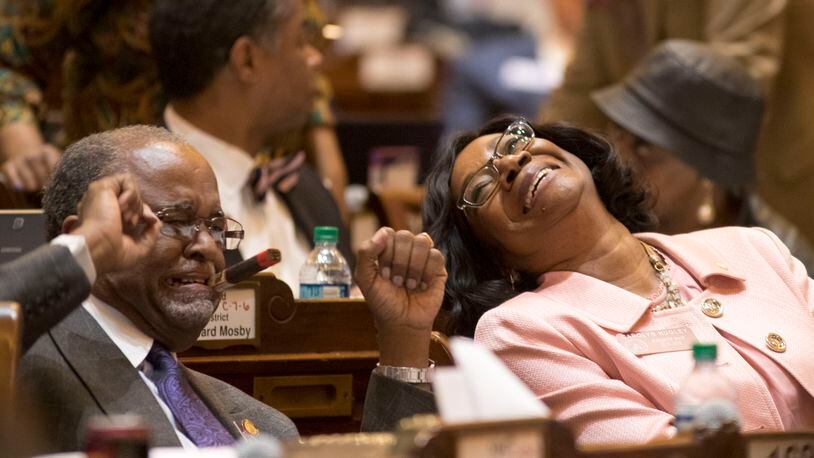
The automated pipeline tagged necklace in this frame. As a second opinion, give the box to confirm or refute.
[641,242,686,312]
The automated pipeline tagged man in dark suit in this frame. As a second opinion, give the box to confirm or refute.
[18,125,296,454]
[150,0,352,291]
[1,174,160,351]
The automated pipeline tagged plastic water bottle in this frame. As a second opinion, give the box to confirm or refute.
[674,343,740,433]
[299,226,352,298]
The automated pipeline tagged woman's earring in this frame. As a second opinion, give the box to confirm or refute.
[696,179,716,226]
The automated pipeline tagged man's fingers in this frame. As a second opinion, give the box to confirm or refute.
[141,203,159,225]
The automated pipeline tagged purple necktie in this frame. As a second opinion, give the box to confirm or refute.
[145,342,235,447]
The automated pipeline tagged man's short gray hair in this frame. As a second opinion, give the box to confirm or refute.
[43,125,189,239]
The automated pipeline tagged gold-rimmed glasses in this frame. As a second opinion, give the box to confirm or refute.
[153,206,244,250]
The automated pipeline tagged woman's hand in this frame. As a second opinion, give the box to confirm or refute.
[0,122,60,192]
[356,227,447,367]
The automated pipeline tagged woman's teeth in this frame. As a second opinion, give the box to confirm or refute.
[524,168,552,210]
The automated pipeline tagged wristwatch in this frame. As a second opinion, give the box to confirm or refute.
[374,360,435,384]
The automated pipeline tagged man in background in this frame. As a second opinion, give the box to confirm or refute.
[150,0,352,293]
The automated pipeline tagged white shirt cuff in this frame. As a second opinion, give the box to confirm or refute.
[51,234,97,284]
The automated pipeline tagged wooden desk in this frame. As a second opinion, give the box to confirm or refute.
[179,276,379,435]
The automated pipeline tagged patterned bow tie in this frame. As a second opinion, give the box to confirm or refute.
[145,342,235,447]
[248,151,305,202]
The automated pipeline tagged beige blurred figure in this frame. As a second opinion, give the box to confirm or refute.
[540,0,814,246]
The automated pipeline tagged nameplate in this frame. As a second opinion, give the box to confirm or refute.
[199,288,256,341]
[747,436,814,458]
[617,326,697,356]
[457,429,543,458]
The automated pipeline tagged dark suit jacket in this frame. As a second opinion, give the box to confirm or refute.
[0,244,90,351]
[18,307,298,453]
[275,163,355,270]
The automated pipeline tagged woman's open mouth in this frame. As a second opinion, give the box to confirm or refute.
[523,167,553,213]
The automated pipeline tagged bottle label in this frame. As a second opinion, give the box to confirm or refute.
[300,283,350,299]
[674,402,696,433]
[674,399,740,433]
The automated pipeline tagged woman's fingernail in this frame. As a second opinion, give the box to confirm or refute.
[420,282,428,290]
[393,275,403,287]
[406,278,417,290]
[381,267,390,279]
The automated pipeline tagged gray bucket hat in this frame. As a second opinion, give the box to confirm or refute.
[591,39,764,189]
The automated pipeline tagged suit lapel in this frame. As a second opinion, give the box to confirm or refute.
[184,367,243,440]
[49,308,182,448]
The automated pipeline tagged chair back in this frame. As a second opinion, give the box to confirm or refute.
[0,181,39,209]
[430,331,454,367]
[0,302,22,405]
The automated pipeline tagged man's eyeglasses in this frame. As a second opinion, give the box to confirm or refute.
[457,119,536,210]
[154,207,244,250]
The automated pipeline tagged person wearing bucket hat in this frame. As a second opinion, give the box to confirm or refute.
[540,0,814,256]
[592,40,814,270]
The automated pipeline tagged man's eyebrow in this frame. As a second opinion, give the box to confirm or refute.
[155,202,194,213]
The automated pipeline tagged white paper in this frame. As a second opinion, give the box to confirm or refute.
[433,337,549,423]
[150,447,236,458]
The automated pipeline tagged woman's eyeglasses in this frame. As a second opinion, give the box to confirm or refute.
[457,119,535,210]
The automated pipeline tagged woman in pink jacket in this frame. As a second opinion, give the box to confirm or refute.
[357,115,814,446]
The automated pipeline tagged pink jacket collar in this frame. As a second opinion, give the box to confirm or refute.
[534,231,747,333]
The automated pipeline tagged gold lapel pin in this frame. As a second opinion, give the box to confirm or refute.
[242,419,260,436]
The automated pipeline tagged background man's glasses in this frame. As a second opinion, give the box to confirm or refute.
[457,119,535,210]
[154,207,244,250]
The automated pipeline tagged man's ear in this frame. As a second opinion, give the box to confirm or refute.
[229,36,262,83]
[61,215,80,235]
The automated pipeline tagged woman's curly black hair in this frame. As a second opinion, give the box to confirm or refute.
[423,115,656,337]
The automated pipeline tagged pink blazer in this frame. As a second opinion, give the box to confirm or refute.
[474,227,814,446]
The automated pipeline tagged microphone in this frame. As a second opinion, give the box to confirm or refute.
[213,248,281,292]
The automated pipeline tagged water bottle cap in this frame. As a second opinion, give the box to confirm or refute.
[314,226,339,243]
[692,342,717,361]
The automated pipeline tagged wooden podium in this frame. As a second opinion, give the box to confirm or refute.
[178,274,379,435]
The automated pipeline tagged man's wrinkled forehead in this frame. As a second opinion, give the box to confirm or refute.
[128,142,189,169]
[126,142,220,207]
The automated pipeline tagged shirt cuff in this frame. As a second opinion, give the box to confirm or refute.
[51,234,97,284]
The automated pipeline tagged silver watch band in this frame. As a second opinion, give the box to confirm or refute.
[374,360,435,384]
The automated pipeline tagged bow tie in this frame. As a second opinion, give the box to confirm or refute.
[248,151,305,202]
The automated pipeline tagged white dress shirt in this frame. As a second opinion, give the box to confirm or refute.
[51,234,97,284]
[82,296,197,450]
[164,105,311,296]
